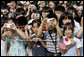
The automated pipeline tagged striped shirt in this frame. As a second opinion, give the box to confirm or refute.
[43,31,61,54]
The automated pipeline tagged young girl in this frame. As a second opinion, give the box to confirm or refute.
[2,19,27,56]
[60,23,82,56]
[25,20,46,56]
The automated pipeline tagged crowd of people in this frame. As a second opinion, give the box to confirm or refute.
[1,1,83,56]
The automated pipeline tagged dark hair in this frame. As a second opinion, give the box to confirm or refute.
[16,8,25,15]
[67,6,80,23]
[47,13,57,19]
[41,6,51,12]
[59,12,75,28]
[55,5,65,12]
[67,6,78,17]
[31,20,41,27]
[15,16,27,26]
[6,18,13,22]
[63,22,74,35]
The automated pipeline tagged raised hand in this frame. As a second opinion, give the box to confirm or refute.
[41,18,48,24]
[10,23,17,31]
[52,18,57,26]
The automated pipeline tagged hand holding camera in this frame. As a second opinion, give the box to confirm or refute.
[2,23,13,32]
[4,23,17,31]
[6,24,13,29]
[52,18,57,26]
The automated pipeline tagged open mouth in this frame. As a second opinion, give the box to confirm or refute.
[49,4,53,7]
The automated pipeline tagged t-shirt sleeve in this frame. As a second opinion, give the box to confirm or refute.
[74,38,83,48]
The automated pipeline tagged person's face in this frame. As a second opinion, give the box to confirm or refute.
[64,27,73,38]
[47,22,54,30]
[78,10,82,16]
[72,12,76,18]
[42,12,49,18]
[49,1,55,9]
[38,1,45,8]
[62,18,71,25]
[55,11,62,20]
[11,1,16,7]
[32,23,39,33]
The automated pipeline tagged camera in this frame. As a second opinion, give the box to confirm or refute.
[34,14,40,18]
[78,6,83,10]
[47,18,53,23]
[6,24,13,28]
[30,5,35,8]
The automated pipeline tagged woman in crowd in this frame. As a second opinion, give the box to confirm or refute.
[61,23,82,56]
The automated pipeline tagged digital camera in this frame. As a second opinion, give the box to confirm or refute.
[34,14,40,18]
[31,5,35,8]
[6,24,13,28]
[47,18,53,23]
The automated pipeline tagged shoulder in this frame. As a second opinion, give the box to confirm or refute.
[74,37,83,48]
[73,37,80,42]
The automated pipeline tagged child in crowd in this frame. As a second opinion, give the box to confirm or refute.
[25,20,46,56]
[60,23,82,56]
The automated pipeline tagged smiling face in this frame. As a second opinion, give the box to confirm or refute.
[64,27,73,38]
[32,23,39,33]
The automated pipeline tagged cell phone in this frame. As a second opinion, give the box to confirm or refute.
[6,24,13,28]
